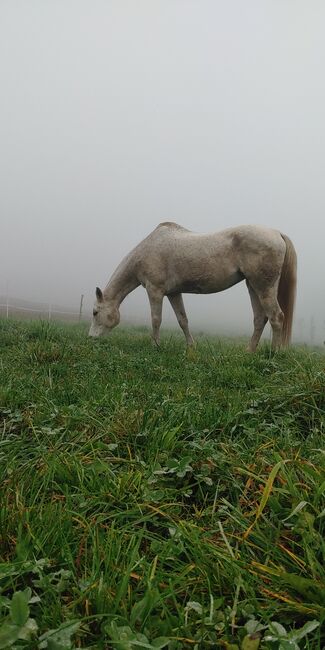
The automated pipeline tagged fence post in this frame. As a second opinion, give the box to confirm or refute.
[310,316,315,346]
[48,304,52,321]
[6,281,9,319]
[79,294,84,322]
[298,318,304,343]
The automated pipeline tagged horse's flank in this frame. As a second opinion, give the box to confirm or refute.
[89,222,297,351]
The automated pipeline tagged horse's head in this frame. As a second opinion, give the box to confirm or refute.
[88,287,120,337]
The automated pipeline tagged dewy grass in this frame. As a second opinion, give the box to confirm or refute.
[0,319,324,649]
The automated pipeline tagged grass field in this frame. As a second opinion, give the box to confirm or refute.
[0,319,324,649]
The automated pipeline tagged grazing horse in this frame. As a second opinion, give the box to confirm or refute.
[89,222,297,351]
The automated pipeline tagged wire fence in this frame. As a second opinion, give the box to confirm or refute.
[0,295,89,323]
[1,297,325,345]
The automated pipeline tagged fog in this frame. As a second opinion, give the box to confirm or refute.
[1,1,325,341]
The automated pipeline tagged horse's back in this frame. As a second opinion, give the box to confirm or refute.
[143,223,286,266]
[149,223,285,256]
[152,222,282,243]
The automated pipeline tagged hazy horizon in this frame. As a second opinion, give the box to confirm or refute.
[1,1,325,341]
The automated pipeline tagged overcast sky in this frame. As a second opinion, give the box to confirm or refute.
[1,1,325,339]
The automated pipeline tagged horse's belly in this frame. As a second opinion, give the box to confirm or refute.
[171,271,244,295]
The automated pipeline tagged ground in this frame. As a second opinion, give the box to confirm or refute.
[0,320,324,649]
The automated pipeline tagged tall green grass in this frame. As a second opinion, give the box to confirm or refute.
[0,319,324,649]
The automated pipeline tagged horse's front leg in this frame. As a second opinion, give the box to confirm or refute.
[168,293,195,346]
[146,285,164,347]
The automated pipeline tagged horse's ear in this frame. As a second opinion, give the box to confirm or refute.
[96,287,103,302]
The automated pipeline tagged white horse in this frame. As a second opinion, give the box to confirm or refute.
[89,222,297,351]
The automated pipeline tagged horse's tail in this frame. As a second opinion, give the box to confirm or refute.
[278,234,297,346]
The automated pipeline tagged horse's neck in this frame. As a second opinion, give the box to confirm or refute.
[103,253,139,305]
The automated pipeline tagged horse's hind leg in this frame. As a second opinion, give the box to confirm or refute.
[168,293,194,346]
[146,285,164,347]
[253,286,284,350]
[246,281,268,352]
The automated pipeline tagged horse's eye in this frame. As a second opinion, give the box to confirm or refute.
[93,309,98,317]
